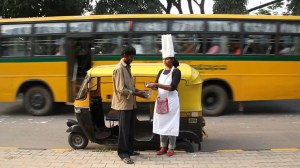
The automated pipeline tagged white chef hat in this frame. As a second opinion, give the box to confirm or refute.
[161,34,174,58]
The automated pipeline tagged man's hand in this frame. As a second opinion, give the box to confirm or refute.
[134,90,147,98]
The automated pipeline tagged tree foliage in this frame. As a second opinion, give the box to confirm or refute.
[0,0,92,18]
[213,0,248,14]
[254,1,284,15]
[94,0,163,14]
[287,0,300,15]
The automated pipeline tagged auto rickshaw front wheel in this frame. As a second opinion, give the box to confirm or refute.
[68,132,89,149]
[175,140,195,152]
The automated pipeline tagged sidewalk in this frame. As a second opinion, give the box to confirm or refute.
[0,148,299,168]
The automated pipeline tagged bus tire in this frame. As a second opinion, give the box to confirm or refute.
[24,86,53,116]
[202,85,228,116]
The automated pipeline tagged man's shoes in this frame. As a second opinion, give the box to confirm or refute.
[166,150,174,157]
[131,151,140,156]
[156,148,167,155]
[122,157,134,164]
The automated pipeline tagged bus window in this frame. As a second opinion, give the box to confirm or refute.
[170,20,205,32]
[229,36,241,55]
[208,21,240,32]
[1,24,31,35]
[96,21,129,32]
[1,37,31,57]
[243,35,275,55]
[34,23,67,34]
[69,22,93,33]
[94,35,129,55]
[131,34,161,54]
[293,36,300,55]
[33,36,65,56]
[206,35,229,54]
[279,36,300,55]
[173,34,203,54]
[244,22,276,33]
[133,21,167,32]
[280,23,300,34]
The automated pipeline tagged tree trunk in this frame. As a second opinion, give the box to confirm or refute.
[172,0,183,14]
[187,0,193,14]
[193,0,205,14]
[166,0,172,14]
[200,0,205,14]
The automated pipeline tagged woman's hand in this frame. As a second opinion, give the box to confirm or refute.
[145,83,158,90]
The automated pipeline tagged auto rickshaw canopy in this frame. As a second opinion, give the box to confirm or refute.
[87,63,202,85]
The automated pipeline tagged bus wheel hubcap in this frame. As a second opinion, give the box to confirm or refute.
[30,93,45,109]
[205,93,218,108]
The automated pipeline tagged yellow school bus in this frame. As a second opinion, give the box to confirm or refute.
[0,14,299,115]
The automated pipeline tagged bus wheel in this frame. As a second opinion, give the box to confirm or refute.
[68,133,88,149]
[202,85,228,116]
[24,86,53,116]
[175,140,194,152]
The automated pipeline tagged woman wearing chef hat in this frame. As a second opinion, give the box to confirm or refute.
[146,34,181,157]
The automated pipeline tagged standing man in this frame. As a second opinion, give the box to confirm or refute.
[111,45,145,164]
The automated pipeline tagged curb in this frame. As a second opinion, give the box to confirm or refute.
[0,146,299,152]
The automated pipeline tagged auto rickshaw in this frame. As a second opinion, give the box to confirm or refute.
[66,63,205,152]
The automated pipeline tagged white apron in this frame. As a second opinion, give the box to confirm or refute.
[153,67,180,136]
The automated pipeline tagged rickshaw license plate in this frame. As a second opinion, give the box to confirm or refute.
[188,118,198,124]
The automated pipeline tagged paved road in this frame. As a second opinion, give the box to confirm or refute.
[0,100,300,152]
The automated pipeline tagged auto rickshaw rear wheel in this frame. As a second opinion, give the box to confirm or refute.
[175,140,194,152]
[68,132,88,149]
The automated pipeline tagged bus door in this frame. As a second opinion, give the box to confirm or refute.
[67,37,93,102]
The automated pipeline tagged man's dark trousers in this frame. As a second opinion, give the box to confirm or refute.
[118,110,135,159]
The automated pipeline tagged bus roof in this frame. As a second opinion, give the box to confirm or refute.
[87,63,202,85]
[1,14,300,23]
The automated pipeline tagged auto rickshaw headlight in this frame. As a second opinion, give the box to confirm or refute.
[191,112,199,117]
[186,112,199,117]
[74,106,81,114]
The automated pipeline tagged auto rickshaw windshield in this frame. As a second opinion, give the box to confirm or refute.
[76,75,90,100]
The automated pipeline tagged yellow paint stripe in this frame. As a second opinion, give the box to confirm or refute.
[48,148,72,152]
[1,14,300,23]
[0,147,18,150]
[271,148,299,151]
[174,150,186,153]
[216,149,243,152]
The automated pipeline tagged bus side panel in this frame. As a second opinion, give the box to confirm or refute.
[0,77,14,102]
[191,60,300,101]
[237,61,300,100]
[94,59,300,102]
[0,61,67,102]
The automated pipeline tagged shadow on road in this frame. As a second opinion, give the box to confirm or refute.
[0,101,74,116]
[222,100,300,116]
